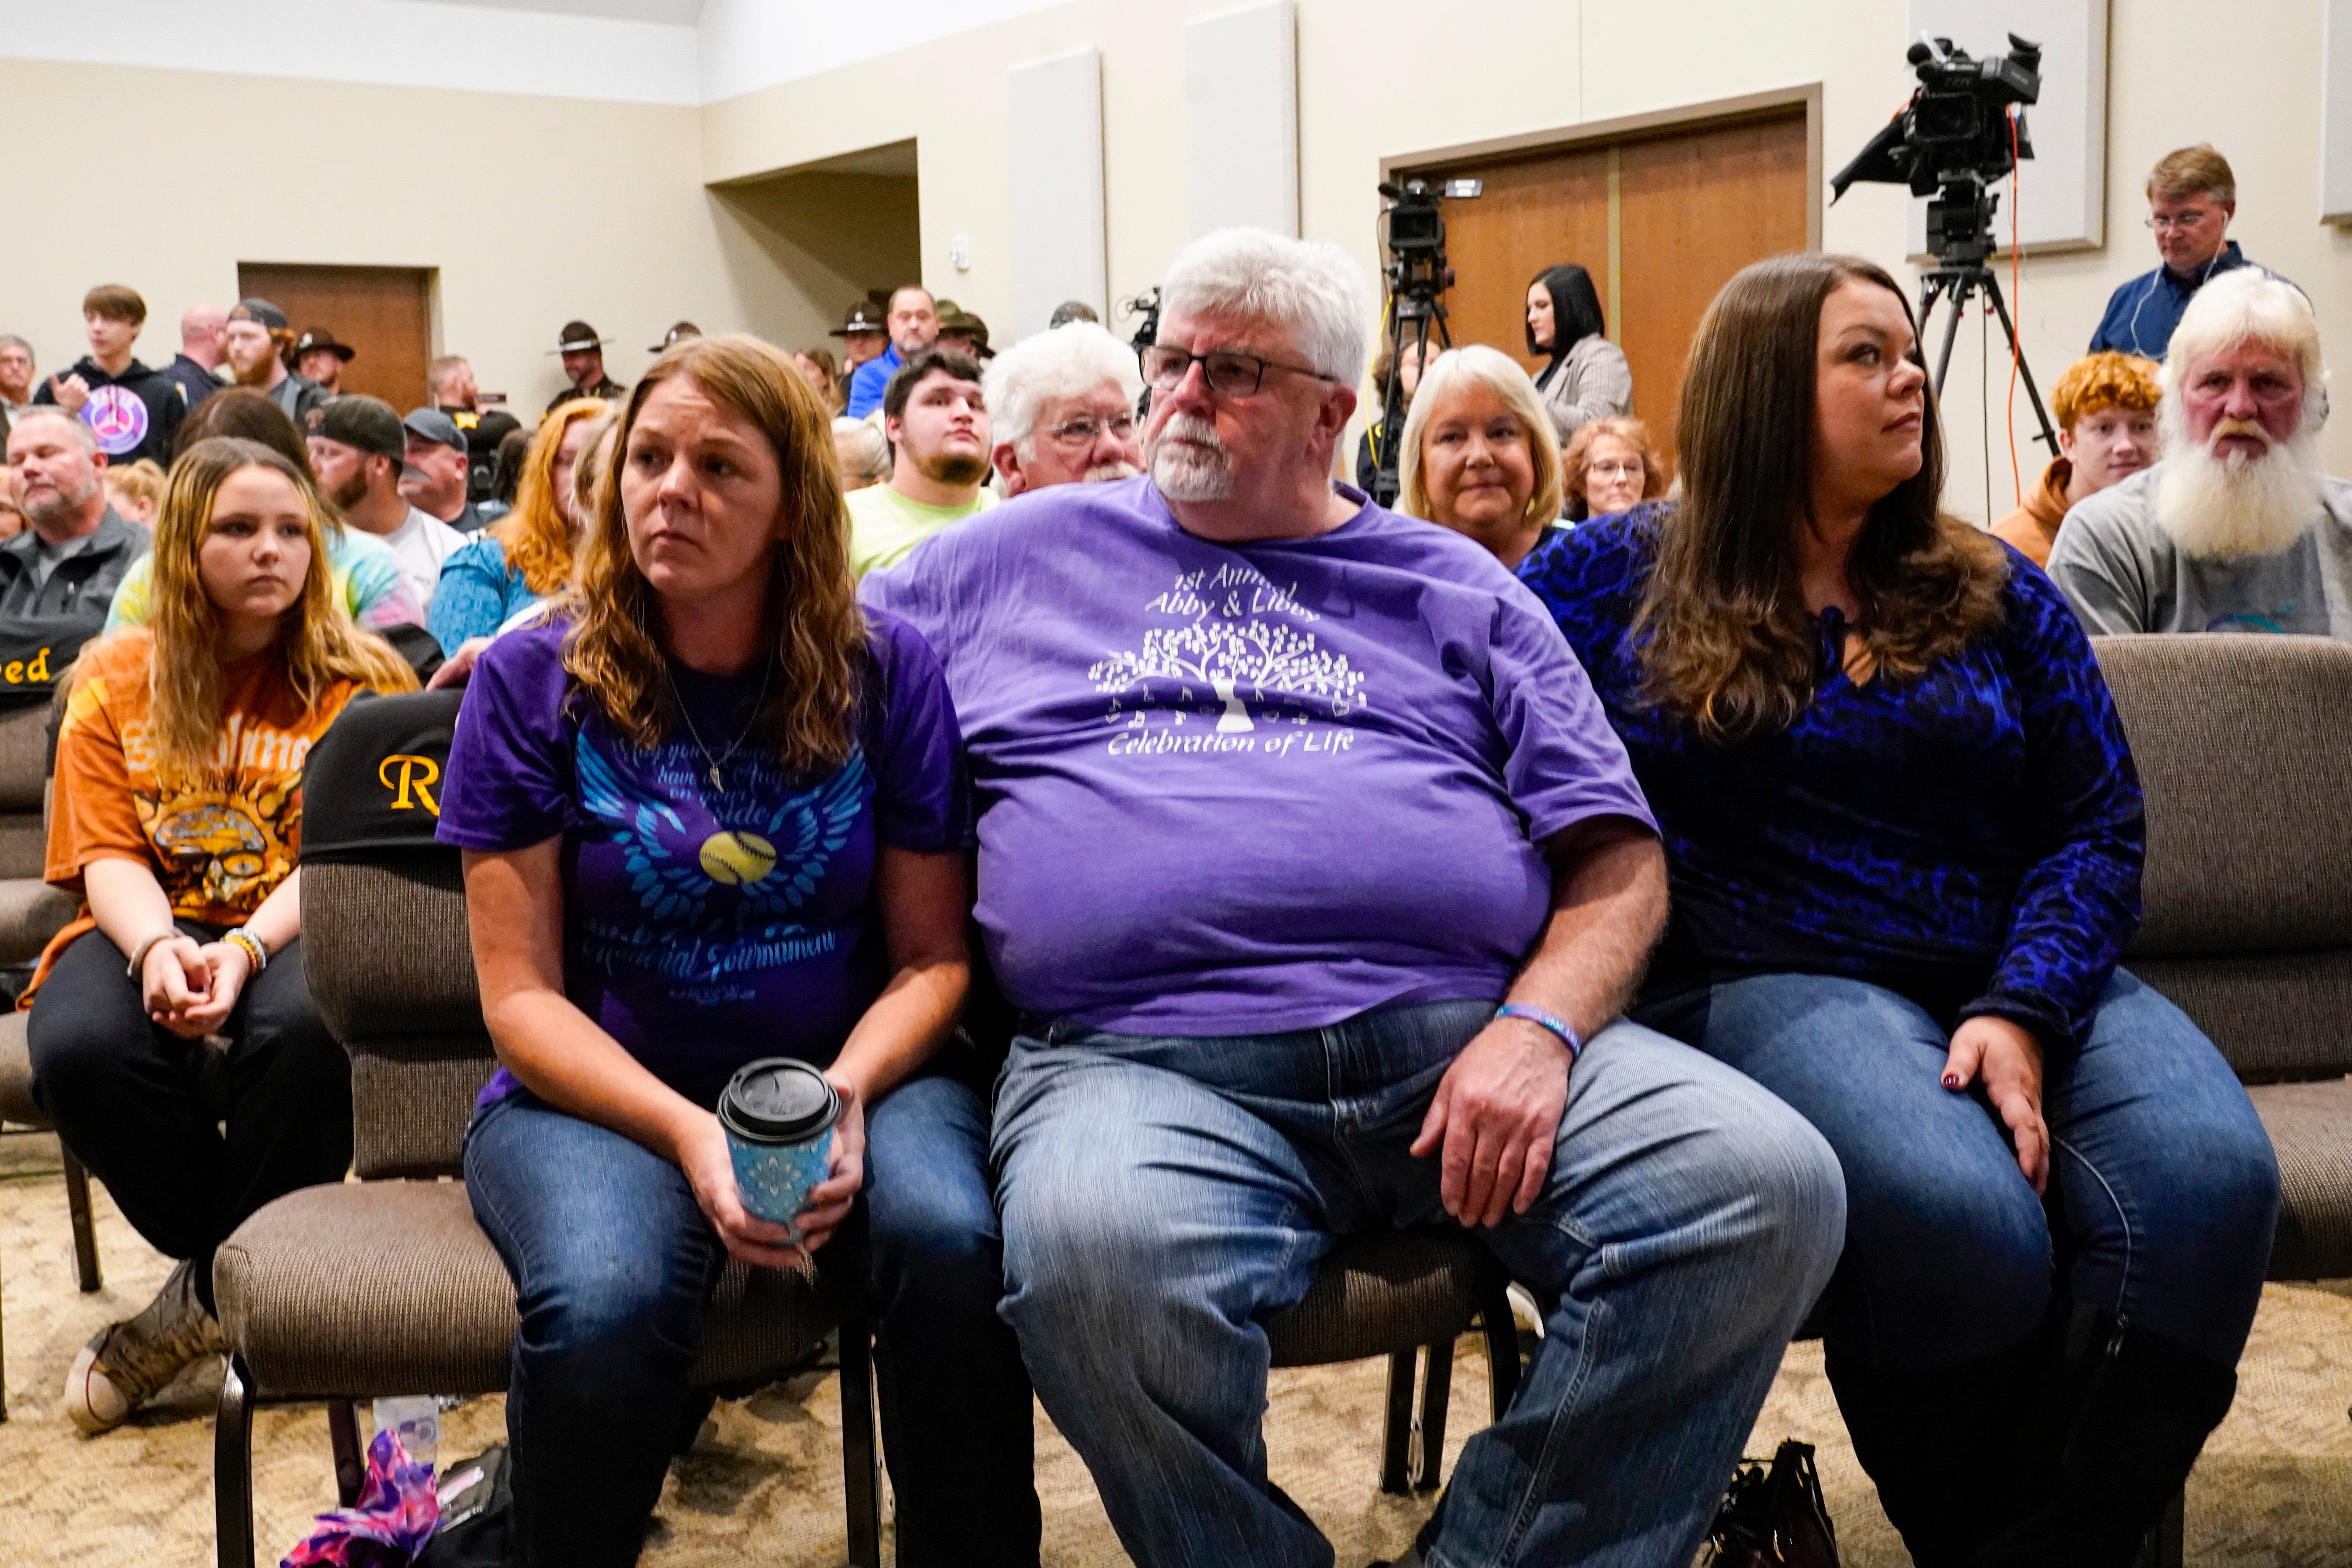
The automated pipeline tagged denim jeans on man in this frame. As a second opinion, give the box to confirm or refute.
[465,1070,1039,1568]
[994,998,1846,1568]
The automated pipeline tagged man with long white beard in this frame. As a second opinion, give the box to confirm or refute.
[981,322,1144,497]
[2050,269,2352,637]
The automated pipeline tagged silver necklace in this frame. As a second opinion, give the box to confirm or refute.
[667,657,774,793]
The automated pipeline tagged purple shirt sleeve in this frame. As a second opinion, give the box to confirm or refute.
[437,624,575,852]
[1487,584,1658,844]
[861,609,971,852]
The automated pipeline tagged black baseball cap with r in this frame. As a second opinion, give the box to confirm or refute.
[314,396,415,477]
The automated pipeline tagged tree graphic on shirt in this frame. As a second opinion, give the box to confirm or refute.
[1089,619,1366,733]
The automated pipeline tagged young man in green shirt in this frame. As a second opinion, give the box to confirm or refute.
[847,348,994,578]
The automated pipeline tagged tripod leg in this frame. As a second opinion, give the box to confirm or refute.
[1980,273,2061,453]
[1932,274,1973,397]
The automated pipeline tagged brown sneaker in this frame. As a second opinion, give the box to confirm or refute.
[62,1259,226,1434]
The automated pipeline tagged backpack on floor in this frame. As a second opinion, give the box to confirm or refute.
[1705,1438,1840,1568]
[413,1444,513,1568]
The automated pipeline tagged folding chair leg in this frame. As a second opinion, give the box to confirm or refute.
[328,1399,365,1507]
[215,1353,257,1568]
[1481,1291,1523,1421]
[1,1237,10,1419]
[1378,1350,1415,1494]
[62,1147,100,1293]
[1410,1337,1453,1492]
[2131,1486,2185,1568]
[840,1319,884,1568]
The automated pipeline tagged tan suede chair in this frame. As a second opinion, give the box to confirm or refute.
[0,690,107,1417]
[209,851,859,1568]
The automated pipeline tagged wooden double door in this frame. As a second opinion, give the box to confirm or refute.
[236,263,434,413]
[1402,108,1810,475]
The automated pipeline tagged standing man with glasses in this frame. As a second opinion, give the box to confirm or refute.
[862,226,1845,1568]
[2091,145,2285,360]
[981,323,1145,496]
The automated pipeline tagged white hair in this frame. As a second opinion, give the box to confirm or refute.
[1158,227,1373,388]
[831,415,893,482]
[2162,269,2327,430]
[981,323,1143,452]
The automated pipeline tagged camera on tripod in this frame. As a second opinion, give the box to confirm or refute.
[1370,177,1479,505]
[1831,33,2041,267]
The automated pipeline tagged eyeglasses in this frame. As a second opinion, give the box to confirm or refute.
[2145,210,2216,232]
[1585,459,1645,480]
[1139,344,1334,398]
[1040,412,1137,449]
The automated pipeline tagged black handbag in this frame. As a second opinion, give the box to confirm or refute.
[1705,1438,1841,1567]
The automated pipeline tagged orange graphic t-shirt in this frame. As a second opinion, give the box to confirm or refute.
[27,629,373,1000]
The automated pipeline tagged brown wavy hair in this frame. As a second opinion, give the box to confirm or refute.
[562,334,863,775]
[1634,253,2008,746]
[493,398,611,597]
[147,437,417,780]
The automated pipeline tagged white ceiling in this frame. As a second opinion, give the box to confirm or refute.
[431,0,704,21]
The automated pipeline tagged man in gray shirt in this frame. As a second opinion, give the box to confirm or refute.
[2049,268,2352,638]
[0,411,151,706]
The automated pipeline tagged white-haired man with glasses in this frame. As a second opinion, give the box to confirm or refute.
[2090,144,2284,360]
[863,226,1844,1568]
[980,323,1144,495]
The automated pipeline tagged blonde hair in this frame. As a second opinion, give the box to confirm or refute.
[2148,144,2236,205]
[492,399,610,598]
[1562,415,1668,518]
[146,438,416,780]
[1395,345,1564,531]
[103,458,169,516]
[563,335,865,776]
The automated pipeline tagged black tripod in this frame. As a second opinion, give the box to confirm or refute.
[1371,294,1449,508]
[1914,176,2058,454]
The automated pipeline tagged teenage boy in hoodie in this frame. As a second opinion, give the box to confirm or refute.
[30,285,183,470]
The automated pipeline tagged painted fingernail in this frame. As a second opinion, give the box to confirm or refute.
[1942,1073,1962,1088]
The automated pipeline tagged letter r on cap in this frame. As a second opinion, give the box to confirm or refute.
[380,754,442,816]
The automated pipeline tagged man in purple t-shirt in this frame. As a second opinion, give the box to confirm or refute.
[863,228,1843,1568]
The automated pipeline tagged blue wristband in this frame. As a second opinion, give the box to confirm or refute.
[1495,1003,1582,1060]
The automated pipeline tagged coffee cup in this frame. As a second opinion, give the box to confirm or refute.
[717,1058,842,1229]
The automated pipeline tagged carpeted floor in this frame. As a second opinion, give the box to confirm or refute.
[5,1131,2351,1566]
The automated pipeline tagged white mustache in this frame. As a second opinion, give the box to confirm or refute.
[1155,413,1229,460]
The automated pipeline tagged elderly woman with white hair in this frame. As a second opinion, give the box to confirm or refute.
[979,322,1144,495]
[830,415,893,493]
[2049,267,2352,638]
[1394,344,1564,570]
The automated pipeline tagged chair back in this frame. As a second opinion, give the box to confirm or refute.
[300,690,492,1178]
[2094,634,2352,1082]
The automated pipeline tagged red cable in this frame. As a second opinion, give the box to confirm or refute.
[2006,108,2023,505]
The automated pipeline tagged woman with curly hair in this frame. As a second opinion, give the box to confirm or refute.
[1519,252,2278,1566]
[1561,413,1668,524]
[28,436,416,1434]
[429,397,613,656]
[439,334,1035,1568]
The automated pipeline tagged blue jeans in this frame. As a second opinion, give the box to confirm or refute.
[1635,970,2281,1370]
[465,1072,1038,1568]
[991,998,1846,1568]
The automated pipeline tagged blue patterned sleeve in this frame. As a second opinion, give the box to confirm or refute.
[1961,565,2145,1046]
[429,537,516,650]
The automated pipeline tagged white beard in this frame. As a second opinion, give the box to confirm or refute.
[1149,413,1235,503]
[2152,424,2321,560]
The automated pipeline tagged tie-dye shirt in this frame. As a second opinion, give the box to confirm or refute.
[437,612,966,1108]
[1517,506,2145,1047]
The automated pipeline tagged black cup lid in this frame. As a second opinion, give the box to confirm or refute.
[718,1059,840,1142]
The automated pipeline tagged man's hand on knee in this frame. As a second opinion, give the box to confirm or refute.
[1411,1018,1571,1227]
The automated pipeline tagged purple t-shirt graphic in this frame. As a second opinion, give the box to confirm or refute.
[437,611,968,1108]
[862,477,1654,1037]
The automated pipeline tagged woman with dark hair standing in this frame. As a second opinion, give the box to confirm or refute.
[439,334,1036,1568]
[1525,262,1632,444]
[1519,254,2278,1566]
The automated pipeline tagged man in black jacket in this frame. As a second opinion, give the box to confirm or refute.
[0,411,152,708]
[29,285,182,469]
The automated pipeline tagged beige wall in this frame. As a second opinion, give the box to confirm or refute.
[0,56,739,424]
[708,170,921,363]
[701,0,2352,521]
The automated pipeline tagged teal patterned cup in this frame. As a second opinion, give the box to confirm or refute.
[718,1059,841,1228]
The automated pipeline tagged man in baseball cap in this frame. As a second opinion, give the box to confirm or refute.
[547,320,625,416]
[293,328,356,396]
[400,407,488,537]
[225,299,330,425]
[306,395,464,609]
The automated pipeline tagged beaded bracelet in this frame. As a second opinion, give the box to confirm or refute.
[1494,1002,1583,1060]
[223,928,269,975]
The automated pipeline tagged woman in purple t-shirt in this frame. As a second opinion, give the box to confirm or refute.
[438,336,1037,1568]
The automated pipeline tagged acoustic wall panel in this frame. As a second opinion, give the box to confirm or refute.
[1009,46,1108,339]
[2325,0,2352,221]
[1900,0,2108,254]
[1185,0,1298,239]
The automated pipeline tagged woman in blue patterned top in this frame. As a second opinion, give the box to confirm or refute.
[1519,253,2278,1567]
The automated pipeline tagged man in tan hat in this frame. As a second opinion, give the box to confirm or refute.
[935,300,995,361]
[547,319,625,415]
